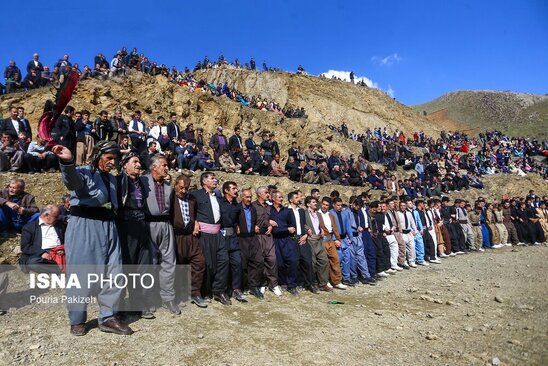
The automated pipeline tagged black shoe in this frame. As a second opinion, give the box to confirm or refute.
[342,280,355,287]
[250,287,264,300]
[307,285,320,294]
[141,310,155,319]
[365,278,377,286]
[163,300,182,315]
[358,277,368,285]
[401,264,410,270]
[233,289,248,302]
[99,317,133,335]
[191,296,208,308]
[214,293,232,305]
[288,288,299,296]
[70,323,87,336]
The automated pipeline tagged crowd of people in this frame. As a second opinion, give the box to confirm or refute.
[0,157,546,330]
[330,123,548,180]
[2,50,308,120]
[1,100,546,208]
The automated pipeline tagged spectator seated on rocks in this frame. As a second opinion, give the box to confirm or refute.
[0,178,40,234]
[175,138,198,172]
[284,155,302,182]
[197,146,217,171]
[269,154,288,177]
[23,68,43,90]
[219,150,241,173]
[401,179,417,198]
[4,60,22,94]
[251,147,271,176]
[0,133,25,172]
[329,164,343,184]
[19,204,65,274]
[80,65,94,80]
[110,54,127,77]
[468,174,484,189]
[27,134,58,172]
[302,159,320,184]
[347,163,364,186]
[367,170,385,190]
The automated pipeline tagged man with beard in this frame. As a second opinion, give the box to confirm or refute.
[191,172,231,305]
[52,141,132,336]
[141,155,180,314]
[171,174,207,308]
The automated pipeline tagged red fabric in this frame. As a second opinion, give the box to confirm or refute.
[37,70,80,148]
[49,244,66,273]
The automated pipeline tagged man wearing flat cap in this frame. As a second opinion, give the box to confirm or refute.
[53,141,133,337]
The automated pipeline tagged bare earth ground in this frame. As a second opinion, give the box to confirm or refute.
[0,245,546,366]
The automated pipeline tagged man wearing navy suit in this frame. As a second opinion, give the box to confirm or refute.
[19,205,65,274]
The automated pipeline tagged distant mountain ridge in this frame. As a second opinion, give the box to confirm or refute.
[413,90,548,138]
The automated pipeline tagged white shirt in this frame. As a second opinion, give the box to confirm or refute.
[319,210,333,233]
[290,206,303,235]
[209,191,221,223]
[39,218,61,250]
[360,207,369,228]
[129,120,144,133]
[11,119,20,134]
[396,211,408,230]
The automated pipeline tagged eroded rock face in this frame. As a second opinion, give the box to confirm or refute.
[0,71,364,158]
[194,68,437,135]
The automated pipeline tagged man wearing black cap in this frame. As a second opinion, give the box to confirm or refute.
[53,141,133,336]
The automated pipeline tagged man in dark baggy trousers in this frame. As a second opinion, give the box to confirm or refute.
[171,174,207,308]
[190,172,231,305]
[117,152,154,319]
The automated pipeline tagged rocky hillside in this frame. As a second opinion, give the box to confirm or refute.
[194,69,439,134]
[0,69,449,158]
[414,90,548,137]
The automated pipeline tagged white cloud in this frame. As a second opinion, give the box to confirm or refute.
[371,53,402,67]
[320,69,378,88]
[319,69,395,98]
[386,85,395,98]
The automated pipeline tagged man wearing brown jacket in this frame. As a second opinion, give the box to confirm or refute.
[317,197,347,290]
[304,196,332,292]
